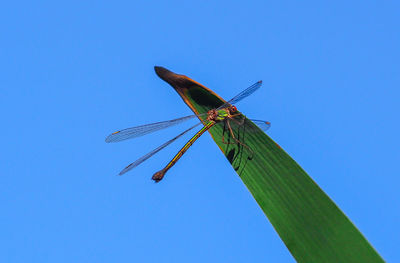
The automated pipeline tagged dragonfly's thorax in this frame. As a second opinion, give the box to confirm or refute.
[215,109,229,121]
[206,106,237,122]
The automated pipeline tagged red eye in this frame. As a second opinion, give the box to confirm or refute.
[231,106,237,112]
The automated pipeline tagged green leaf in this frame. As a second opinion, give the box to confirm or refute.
[154,66,384,263]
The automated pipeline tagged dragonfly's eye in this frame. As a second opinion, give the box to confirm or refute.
[230,106,237,113]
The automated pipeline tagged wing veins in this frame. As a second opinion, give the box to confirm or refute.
[106,115,198,143]
[217,80,262,109]
[118,122,202,175]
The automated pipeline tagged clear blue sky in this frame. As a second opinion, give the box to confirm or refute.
[1,1,399,262]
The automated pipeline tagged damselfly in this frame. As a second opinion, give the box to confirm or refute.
[105,81,270,182]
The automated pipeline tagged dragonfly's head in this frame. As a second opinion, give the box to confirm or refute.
[229,105,237,114]
[207,109,218,121]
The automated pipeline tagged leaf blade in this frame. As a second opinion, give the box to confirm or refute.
[154,66,384,263]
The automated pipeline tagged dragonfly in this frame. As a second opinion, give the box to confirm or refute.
[105,80,271,182]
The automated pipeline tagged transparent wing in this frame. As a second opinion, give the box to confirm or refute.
[222,117,271,133]
[217,80,262,109]
[107,80,261,143]
[119,122,202,175]
[250,119,271,131]
[105,114,206,143]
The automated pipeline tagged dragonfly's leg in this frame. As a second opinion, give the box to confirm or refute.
[222,131,228,144]
[229,114,247,129]
[221,122,236,145]
[226,119,241,142]
[222,134,237,145]
[229,113,241,118]
[226,120,254,157]
[221,122,227,143]
[229,115,246,126]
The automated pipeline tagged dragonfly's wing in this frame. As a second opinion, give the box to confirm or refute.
[119,122,202,175]
[250,119,271,131]
[222,117,271,133]
[105,114,205,143]
[217,81,262,109]
[108,80,261,143]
